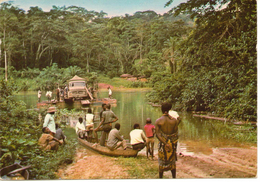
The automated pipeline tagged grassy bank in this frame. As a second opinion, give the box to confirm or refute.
[12,74,151,92]
[115,156,159,179]
[97,75,151,89]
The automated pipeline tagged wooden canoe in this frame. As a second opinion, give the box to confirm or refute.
[78,138,138,157]
[0,164,29,180]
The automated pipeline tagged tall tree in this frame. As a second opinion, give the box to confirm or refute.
[159,0,257,120]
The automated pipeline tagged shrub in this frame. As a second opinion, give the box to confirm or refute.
[0,79,77,179]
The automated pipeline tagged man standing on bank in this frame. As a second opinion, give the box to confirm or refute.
[155,102,181,178]
[144,118,155,160]
[108,86,112,99]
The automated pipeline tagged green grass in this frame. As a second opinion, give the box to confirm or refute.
[98,75,151,89]
[98,75,131,88]
[115,156,159,179]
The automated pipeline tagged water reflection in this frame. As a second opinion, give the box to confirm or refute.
[15,90,255,155]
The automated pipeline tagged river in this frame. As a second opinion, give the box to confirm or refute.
[15,90,256,155]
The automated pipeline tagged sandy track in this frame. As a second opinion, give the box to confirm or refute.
[57,146,257,179]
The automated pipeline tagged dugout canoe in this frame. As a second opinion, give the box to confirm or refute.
[78,138,138,157]
[0,164,29,180]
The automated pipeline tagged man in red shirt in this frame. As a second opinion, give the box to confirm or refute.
[144,118,155,160]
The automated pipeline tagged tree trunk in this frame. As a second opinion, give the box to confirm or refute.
[5,50,7,81]
[0,39,1,67]
[23,40,27,68]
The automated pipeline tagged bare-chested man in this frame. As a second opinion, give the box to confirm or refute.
[155,102,181,178]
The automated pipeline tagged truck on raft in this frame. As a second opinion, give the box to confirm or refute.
[37,75,116,108]
[65,75,94,102]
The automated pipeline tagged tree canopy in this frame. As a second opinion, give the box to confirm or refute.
[0,0,256,121]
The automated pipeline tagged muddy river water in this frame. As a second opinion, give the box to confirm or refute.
[15,90,256,156]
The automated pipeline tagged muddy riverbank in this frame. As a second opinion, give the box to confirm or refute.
[56,144,257,179]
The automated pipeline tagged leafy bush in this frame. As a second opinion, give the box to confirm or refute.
[0,79,77,179]
[126,81,147,88]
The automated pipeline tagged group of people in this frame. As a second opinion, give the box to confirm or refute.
[74,102,181,178]
[38,101,181,178]
[75,108,95,141]
[37,85,69,103]
[38,107,66,151]
[75,103,118,146]
[46,90,53,102]
[56,86,68,102]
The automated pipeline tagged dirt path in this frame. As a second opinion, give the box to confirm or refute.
[56,145,257,179]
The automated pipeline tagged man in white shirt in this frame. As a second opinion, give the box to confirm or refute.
[130,123,147,150]
[75,117,87,139]
[43,107,57,135]
[108,86,112,99]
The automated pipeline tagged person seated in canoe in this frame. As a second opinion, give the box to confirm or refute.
[54,123,66,145]
[86,108,94,130]
[85,108,94,141]
[94,104,118,146]
[130,123,147,151]
[75,117,88,139]
[106,123,127,150]
[38,127,63,151]
[144,118,155,160]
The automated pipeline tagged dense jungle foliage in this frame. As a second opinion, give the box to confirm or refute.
[0,1,256,118]
[0,79,78,179]
[0,0,257,178]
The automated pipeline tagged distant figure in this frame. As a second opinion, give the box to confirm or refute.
[130,123,147,151]
[155,102,181,178]
[108,86,112,99]
[94,104,118,146]
[60,87,64,101]
[38,127,62,151]
[75,117,87,139]
[38,89,42,102]
[43,107,57,135]
[64,85,68,98]
[54,123,66,145]
[144,118,155,159]
[56,87,60,102]
[106,123,127,150]
[46,90,52,102]
[90,87,94,99]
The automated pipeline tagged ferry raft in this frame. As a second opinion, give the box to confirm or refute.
[37,75,117,108]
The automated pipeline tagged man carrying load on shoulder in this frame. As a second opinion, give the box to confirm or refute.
[169,109,183,157]
[155,102,181,178]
